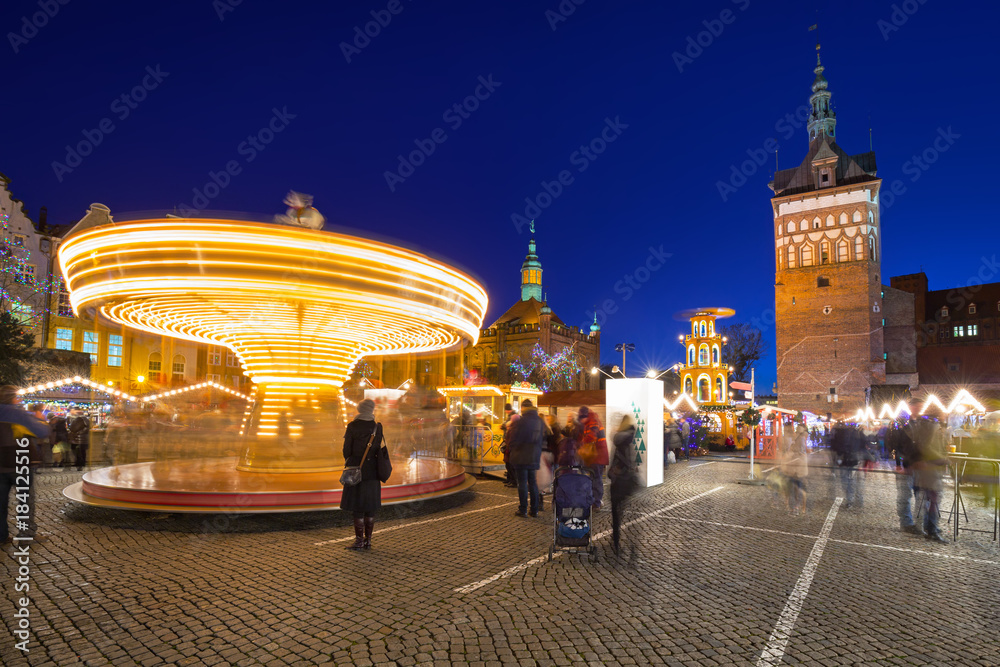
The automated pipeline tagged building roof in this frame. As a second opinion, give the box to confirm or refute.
[770,135,878,197]
[537,390,605,407]
[488,297,564,328]
[923,282,1000,320]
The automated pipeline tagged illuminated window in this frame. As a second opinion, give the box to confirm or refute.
[953,326,964,337]
[969,324,978,336]
[227,350,238,367]
[712,346,719,364]
[11,303,33,325]
[55,328,73,351]
[708,321,714,336]
[716,377,724,400]
[688,346,695,365]
[684,378,692,394]
[700,321,706,337]
[208,346,222,365]
[207,373,221,383]
[83,331,99,364]
[698,345,709,365]
[108,334,123,367]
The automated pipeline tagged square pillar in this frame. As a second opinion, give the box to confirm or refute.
[606,379,664,487]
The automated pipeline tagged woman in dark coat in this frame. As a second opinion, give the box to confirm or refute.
[340,399,384,551]
[609,414,638,556]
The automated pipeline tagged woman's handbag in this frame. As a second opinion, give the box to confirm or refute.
[339,426,378,487]
[376,441,393,483]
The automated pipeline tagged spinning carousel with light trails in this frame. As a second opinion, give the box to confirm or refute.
[60,210,488,512]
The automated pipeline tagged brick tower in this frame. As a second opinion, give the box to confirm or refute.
[770,47,885,417]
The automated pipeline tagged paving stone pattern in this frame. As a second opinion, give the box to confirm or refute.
[2,460,999,666]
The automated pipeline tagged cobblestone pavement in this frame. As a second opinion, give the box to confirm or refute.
[2,460,999,666]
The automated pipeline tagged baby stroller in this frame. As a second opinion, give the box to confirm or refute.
[548,465,598,562]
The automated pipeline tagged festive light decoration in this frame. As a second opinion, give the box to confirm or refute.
[17,376,137,401]
[508,343,581,392]
[663,393,699,412]
[438,385,504,396]
[141,381,250,403]
[851,390,986,422]
[58,218,488,444]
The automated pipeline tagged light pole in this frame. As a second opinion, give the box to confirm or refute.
[615,343,635,377]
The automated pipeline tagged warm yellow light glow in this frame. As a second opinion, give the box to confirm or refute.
[437,385,505,396]
[137,375,145,383]
[141,381,250,403]
[59,217,488,437]
[663,393,699,411]
[17,377,136,401]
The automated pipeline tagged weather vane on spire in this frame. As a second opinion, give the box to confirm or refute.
[529,219,535,234]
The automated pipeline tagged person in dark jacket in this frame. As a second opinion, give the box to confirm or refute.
[888,418,921,534]
[67,408,91,471]
[609,415,639,556]
[50,413,69,467]
[1,386,51,544]
[507,399,548,517]
[339,399,385,550]
[831,422,864,508]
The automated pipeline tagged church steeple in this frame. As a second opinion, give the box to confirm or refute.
[807,45,836,141]
[520,220,543,301]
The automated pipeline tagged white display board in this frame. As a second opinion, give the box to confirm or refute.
[605,379,664,487]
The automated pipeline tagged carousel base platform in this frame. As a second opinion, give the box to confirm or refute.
[63,456,475,513]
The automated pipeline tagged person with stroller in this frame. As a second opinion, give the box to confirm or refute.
[508,399,549,518]
[609,414,639,556]
[575,407,608,510]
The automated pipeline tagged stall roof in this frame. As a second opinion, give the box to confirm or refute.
[538,390,604,407]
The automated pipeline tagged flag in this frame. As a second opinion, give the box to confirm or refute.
[808,24,817,31]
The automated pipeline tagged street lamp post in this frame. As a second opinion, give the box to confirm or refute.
[615,343,635,377]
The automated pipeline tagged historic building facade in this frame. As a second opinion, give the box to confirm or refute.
[770,51,916,416]
[464,232,600,390]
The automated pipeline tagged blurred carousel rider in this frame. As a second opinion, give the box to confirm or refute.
[340,399,386,551]
[0,386,51,544]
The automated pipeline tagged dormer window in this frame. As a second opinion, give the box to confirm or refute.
[941,306,949,318]
[969,303,977,315]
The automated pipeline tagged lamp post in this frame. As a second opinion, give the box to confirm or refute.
[615,343,635,376]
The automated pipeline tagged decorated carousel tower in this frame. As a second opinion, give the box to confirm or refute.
[678,308,735,407]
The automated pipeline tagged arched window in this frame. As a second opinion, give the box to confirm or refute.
[812,217,821,229]
[698,378,710,402]
[799,219,808,231]
[700,321,707,337]
[712,345,719,364]
[820,241,830,264]
[698,344,709,366]
[855,236,864,260]
[716,377,724,401]
[825,214,835,227]
[837,240,849,262]
[868,211,875,224]
[692,320,697,335]
[868,236,877,262]
[853,210,862,223]
[801,244,813,266]
[786,222,795,234]
[839,212,848,225]
[172,354,186,381]
[708,321,714,337]
[777,248,783,270]
[684,378,693,395]
[688,346,695,365]
[787,246,797,268]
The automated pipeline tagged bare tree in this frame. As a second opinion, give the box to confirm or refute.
[721,322,767,383]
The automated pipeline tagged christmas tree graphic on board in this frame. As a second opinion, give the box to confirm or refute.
[631,401,646,466]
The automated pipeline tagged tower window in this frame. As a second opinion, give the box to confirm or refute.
[820,242,829,264]
[821,172,829,184]
[817,277,830,288]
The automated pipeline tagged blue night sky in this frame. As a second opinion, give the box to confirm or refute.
[3,0,997,391]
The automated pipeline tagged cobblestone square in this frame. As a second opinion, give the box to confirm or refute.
[3,459,999,666]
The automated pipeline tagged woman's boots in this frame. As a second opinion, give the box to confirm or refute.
[362,517,374,550]
[346,517,365,550]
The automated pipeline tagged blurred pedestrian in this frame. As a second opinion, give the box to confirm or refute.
[576,407,608,510]
[913,417,949,543]
[508,399,547,517]
[340,399,385,550]
[888,418,921,534]
[539,414,562,509]
[67,408,91,471]
[609,414,639,556]
[1,386,50,544]
[779,423,809,514]
[501,403,517,488]
[831,421,863,508]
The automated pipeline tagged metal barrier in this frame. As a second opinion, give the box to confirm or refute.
[945,454,1000,542]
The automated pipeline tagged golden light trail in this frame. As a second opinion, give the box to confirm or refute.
[59,218,488,469]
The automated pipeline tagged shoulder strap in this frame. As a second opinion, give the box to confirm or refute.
[359,424,379,466]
